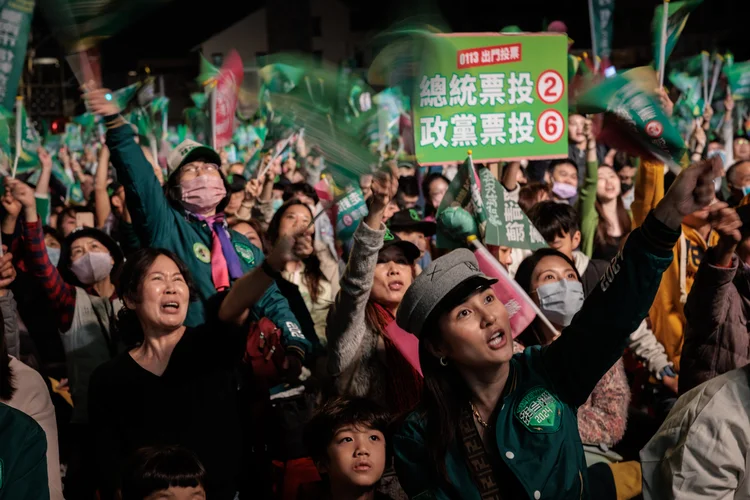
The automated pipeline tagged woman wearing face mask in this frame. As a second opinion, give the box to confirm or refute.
[391,158,720,499]
[515,249,630,465]
[267,200,338,348]
[8,179,123,423]
[5,178,124,425]
[327,171,423,416]
[84,88,310,374]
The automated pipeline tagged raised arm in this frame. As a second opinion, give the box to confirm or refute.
[34,148,54,226]
[577,118,600,258]
[93,145,111,229]
[544,157,721,407]
[85,89,172,245]
[6,178,78,333]
[327,170,395,377]
[724,92,735,167]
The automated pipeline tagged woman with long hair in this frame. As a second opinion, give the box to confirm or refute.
[327,171,423,416]
[422,173,450,221]
[515,249,630,461]
[267,199,338,347]
[391,159,718,498]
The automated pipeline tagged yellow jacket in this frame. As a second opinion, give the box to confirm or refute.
[632,160,719,372]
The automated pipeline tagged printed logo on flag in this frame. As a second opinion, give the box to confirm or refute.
[645,119,664,138]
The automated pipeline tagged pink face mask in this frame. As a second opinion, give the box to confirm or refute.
[180,175,227,214]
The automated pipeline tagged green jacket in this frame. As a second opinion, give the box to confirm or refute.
[106,124,310,359]
[394,213,679,499]
[0,402,49,499]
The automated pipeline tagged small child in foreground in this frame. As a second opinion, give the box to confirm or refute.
[119,446,206,500]
[302,397,394,500]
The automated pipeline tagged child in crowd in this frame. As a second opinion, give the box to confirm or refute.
[119,446,207,500]
[303,397,395,500]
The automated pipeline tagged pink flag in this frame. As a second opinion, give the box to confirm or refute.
[314,178,333,203]
[385,321,422,377]
[473,244,536,338]
[214,50,244,148]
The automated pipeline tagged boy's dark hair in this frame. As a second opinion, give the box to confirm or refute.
[526,201,580,242]
[304,397,391,464]
[283,181,319,205]
[397,175,420,197]
[120,446,206,500]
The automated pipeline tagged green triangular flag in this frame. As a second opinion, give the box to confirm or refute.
[111,82,141,111]
[652,0,704,71]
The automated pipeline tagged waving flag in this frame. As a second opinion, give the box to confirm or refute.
[652,0,703,71]
[210,50,244,149]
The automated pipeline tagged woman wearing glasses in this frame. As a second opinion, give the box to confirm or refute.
[83,89,311,374]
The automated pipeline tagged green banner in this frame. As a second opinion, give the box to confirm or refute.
[577,67,687,166]
[9,103,41,174]
[725,61,750,101]
[335,186,367,241]
[590,0,615,61]
[414,33,569,164]
[477,166,547,250]
[0,0,35,110]
[652,0,703,71]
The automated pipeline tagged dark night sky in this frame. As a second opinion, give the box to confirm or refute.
[29,0,747,84]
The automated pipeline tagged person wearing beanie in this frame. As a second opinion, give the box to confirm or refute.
[84,88,310,371]
[391,158,719,499]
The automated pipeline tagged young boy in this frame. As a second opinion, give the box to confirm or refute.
[119,446,207,500]
[388,208,436,272]
[303,397,394,500]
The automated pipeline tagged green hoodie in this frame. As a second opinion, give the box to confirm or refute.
[106,123,310,360]
[0,403,49,500]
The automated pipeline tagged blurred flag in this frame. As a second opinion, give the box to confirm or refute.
[0,1,35,110]
[436,155,486,249]
[111,82,141,111]
[725,61,750,101]
[576,66,688,168]
[211,50,244,149]
[652,0,703,72]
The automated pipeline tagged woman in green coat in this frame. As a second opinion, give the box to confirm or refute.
[392,157,720,499]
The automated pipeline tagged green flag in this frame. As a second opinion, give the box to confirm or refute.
[0,1,35,110]
[64,123,84,151]
[111,82,140,111]
[590,0,615,61]
[128,108,152,139]
[652,0,703,71]
[576,67,687,167]
[72,112,97,144]
[725,61,750,101]
[477,166,547,250]
[436,155,486,249]
[335,186,368,241]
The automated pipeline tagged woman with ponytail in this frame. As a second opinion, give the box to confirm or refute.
[327,170,423,416]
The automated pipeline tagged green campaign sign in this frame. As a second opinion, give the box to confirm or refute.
[414,33,569,165]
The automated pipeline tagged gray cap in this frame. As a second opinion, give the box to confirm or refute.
[396,248,497,336]
[167,139,222,176]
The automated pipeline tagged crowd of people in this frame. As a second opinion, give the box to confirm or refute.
[2,57,750,500]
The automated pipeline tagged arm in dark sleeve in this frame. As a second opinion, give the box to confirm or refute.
[684,248,738,337]
[105,121,172,246]
[543,212,679,407]
[248,245,311,361]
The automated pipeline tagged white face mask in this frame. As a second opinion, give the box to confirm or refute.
[70,251,113,285]
[536,280,585,327]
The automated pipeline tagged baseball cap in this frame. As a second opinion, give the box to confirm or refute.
[388,209,437,237]
[167,139,222,177]
[396,248,497,336]
[382,227,420,264]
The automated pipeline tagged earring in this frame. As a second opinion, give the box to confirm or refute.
[439,356,448,367]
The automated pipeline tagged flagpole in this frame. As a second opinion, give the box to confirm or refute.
[658,0,669,88]
[701,51,710,112]
[209,85,217,149]
[587,0,600,74]
[707,55,723,109]
[11,96,22,179]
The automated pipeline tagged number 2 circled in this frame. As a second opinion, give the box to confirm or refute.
[537,70,564,105]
